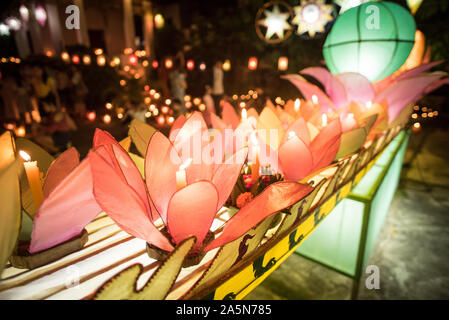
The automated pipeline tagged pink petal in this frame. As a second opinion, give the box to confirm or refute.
[166,181,218,250]
[279,136,313,182]
[110,144,153,220]
[89,151,173,252]
[282,74,335,113]
[173,111,208,162]
[169,115,186,142]
[93,130,152,218]
[222,101,240,130]
[43,147,80,198]
[312,137,341,172]
[210,113,228,131]
[284,117,311,146]
[205,182,313,251]
[395,61,443,82]
[29,159,102,253]
[301,67,348,108]
[145,132,181,224]
[374,74,443,122]
[335,73,375,104]
[212,148,248,209]
[310,118,342,153]
[310,119,341,168]
[93,128,118,149]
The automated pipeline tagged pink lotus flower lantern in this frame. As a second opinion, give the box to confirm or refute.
[23,147,102,254]
[89,112,313,261]
[256,106,342,182]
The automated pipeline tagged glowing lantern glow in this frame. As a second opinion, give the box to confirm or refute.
[103,114,112,124]
[124,48,133,55]
[257,4,292,41]
[0,23,10,36]
[199,104,206,111]
[97,55,106,66]
[6,17,21,31]
[323,1,416,82]
[94,48,103,56]
[186,59,195,71]
[61,52,70,62]
[35,5,47,26]
[154,14,165,29]
[117,113,124,119]
[45,50,53,57]
[165,58,173,69]
[105,103,113,110]
[83,55,91,65]
[112,56,120,66]
[165,99,172,105]
[142,60,149,67]
[72,54,80,64]
[199,62,206,71]
[120,80,126,86]
[168,116,175,124]
[15,126,26,137]
[292,0,333,37]
[154,92,161,100]
[161,106,169,114]
[248,57,258,70]
[87,111,96,121]
[20,5,29,21]
[222,59,231,71]
[193,97,201,106]
[152,60,159,69]
[157,115,165,126]
[129,54,138,66]
[278,56,288,71]
[239,102,246,109]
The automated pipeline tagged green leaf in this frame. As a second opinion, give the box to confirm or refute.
[93,237,195,300]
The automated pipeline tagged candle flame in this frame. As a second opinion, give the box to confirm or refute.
[179,158,192,171]
[312,95,318,105]
[288,131,296,139]
[322,113,327,127]
[19,150,31,162]
[366,101,372,109]
[294,99,301,112]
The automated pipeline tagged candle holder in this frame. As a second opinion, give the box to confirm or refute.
[146,228,215,268]
[9,229,88,269]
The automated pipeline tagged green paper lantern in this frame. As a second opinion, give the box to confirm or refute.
[323,1,416,82]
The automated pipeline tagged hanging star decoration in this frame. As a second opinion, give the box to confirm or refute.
[334,0,378,14]
[256,1,293,43]
[292,0,333,38]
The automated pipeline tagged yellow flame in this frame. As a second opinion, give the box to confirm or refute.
[19,150,31,162]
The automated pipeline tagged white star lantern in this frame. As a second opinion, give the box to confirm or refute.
[292,0,333,37]
[256,2,293,43]
[334,0,376,14]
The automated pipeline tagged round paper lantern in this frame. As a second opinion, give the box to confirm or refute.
[323,1,416,82]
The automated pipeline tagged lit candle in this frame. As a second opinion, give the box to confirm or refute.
[366,101,372,109]
[20,150,44,210]
[312,95,318,105]
[176,158,192,190]
[250,134,260,182]
[241,108,247,121]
